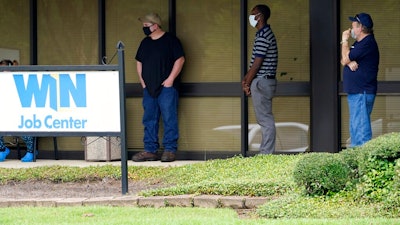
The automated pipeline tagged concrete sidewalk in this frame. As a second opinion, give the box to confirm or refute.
[0,159,204,168]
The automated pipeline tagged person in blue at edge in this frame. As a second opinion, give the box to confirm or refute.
[242,4,278,154]
[341,13,379,147]
[133,13,185,162]
[0,59,36,162]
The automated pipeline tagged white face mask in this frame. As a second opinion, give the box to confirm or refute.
[248,14,260,27]
[351,29,357,39]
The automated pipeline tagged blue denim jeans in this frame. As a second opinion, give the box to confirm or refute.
[348,93,375,147]
[142,87,179,153]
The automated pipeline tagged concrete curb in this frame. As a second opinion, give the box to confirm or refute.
[0,195,268,209]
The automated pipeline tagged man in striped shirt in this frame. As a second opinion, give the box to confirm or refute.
[242,4,278,154]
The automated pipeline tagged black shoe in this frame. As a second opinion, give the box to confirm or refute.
[132,152,158,162]
[161,151,176,162]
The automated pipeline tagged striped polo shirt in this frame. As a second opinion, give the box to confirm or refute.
[250,25,278,77]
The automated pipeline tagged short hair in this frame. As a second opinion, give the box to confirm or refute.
[361,25,374,35]
[0,59,13,66]
[255,4,271,23]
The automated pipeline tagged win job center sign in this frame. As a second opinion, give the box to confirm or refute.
[0,71,121,133]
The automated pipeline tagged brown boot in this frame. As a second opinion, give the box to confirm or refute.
[132,152,158,162]
[161,151,176,162]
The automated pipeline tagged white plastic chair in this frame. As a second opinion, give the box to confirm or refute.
[213,122,309,153]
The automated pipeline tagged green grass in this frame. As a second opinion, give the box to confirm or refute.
[0,155,300,197]
[141,154,299,196]
[0,206,399,225]
[0,163,168,183]
[0,154,399,222]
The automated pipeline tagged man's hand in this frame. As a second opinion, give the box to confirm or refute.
[162,77,174,87]
[342,28,351,42]
[347,61,358,71]
[242,80,251,96]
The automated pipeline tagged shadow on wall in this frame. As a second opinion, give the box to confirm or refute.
[213,122,309,153]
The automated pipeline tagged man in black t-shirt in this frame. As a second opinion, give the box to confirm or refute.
[133,13,185,162]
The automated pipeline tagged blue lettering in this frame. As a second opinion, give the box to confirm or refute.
[59,74,86,107]
[45,115,87,129]
[17,114,42,129]
[44,115,53,128]
[18,114,87,129]
[14,74,57,110]
[14,73,87,111]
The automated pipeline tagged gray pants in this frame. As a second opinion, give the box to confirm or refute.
[250,77,277,154]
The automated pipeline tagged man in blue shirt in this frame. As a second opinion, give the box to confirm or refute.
[341,13,379,147]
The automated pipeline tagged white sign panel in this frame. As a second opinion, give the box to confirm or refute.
[0,71,121,133]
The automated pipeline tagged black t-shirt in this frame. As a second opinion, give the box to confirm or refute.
[135,32,185,97]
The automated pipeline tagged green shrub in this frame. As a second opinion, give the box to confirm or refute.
[293,153,351,196]
[381,158,400,215]
[358,133,400,178]
[339,147,365,179]
[354,133,400,202]
[361,132,400,160]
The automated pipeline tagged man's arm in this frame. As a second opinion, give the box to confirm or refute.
[341,41,351,66]
[340,29,358,71]
[162,56,185,87]
[136,61,146,88]
[341,41,358,71]
[242,57,263,96]
[341,28,352,66]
